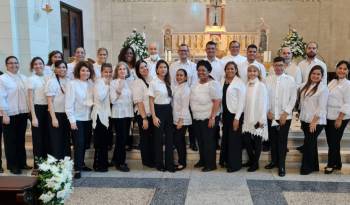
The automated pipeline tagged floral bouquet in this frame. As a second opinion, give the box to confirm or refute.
[37,155,74,205]
[279,29,306,59]
[122,29,149,60]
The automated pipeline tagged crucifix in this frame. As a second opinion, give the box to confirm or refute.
[206,0,225,27]
[212,0,220,26]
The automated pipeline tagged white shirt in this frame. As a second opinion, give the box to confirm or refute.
[172,83,192,125]
[225,76,246,120]
[299,83,328,125]
[27,74,48,105]
[132,77,152,116]
[298,58,327,84]
[93,63,102,79]
[67,62,76,80]
[91,78,111,128]
[44,65,54,77]
[239,60,267,83]
[45,76,68,113]
[327,79,350,120]
[148,77,172,105]
[110,79,134,118]
[0,71,28,116]
[266,73,297,120]
[144,56,161,78]
[170,59,197,87]
[205,57,225,82]
[221,54,247,67]
[65,79,94,123]
[269,62,302,87]
[190,80,222,120]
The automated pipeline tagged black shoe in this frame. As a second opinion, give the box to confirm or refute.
[324,166,335,174]
[227,168,239,173]
[116,164,130,172]
[167,168,176,173]
[10,169,22,175]
[300,169,312,175]
[0,167,4,173]
[242,161,252,167]
[264,162,276,169]
[156,167,166,172]
[334,165,342,170]
[22,165,33,170]
[194,161,204,168]
[201,167,217,172]
[296,145,304,153]
[95,167,108,172]
[74,172,81,179]
[82,166,92,171]
[247,165,259,172]
[278,168,286,177]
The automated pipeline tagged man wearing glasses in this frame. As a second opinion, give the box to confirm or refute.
[221,40,247,68]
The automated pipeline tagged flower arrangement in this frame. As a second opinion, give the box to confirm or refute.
[37,155,74,205]
[280,29,306,59]
[122,29,148,60]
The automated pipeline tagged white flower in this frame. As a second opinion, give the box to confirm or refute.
[39,192,55,203]
[46,154,57,164]
[38,163,50,171]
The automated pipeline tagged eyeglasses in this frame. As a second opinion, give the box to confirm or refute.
[6,62,18,65]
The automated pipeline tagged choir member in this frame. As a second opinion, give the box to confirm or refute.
[172,69,192,171]
[299,65,328,175]
[265,57,297,177]
[220,61,246,172]
[92,63,113,172]
[65,61,95,179]
[242,63,268,172]
[149,59,175,172]
[190,60,222,172]
[45,50,63,77]
[132,60,155,168]
[0,56,31,174]
[110,62,134,172]
[67,47,86,80]
[240,44,267,83]
[144,42,161,78]
[221,40,247,66]
[93,48,109,79]
[324,60,350,174]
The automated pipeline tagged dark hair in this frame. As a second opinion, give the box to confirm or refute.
[300,65,324,97]
[335,60,350,80]
[224,61,240,77]
[135,59,149,88]
[206,41,217,48]
[5,56,18,65]
[73,61,95,81]
[176,68,188,83]
[273,56,285,63]
[247,44,258,50]
[74,47,85,53]
[179,43,189,49]
[229,40,240,48]
[30,57,45,71]
[196,60,212,73]
[101,63,113,73]
[156,59,172,97]
[54,60,68,94]
[118,46,136,68]
[47,50,63,66]
[97,47,108,56]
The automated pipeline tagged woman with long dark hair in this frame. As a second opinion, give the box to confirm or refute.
[45,50,63,76]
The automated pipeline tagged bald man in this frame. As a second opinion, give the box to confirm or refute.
[144,42,161,78]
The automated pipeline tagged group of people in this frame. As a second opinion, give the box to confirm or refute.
[0,39,349,179]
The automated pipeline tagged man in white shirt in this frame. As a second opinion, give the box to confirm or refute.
[280,47,302,87]
[204,41,224,82]
[265,57,297,177]
[240,44,267,83]
[144,42,161,78]
[298,41,327,84]
[221,40,247,67]
[169,44,197,87]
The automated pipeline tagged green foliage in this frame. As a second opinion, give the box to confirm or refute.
[122,29,148,59]
[280,30,306,58]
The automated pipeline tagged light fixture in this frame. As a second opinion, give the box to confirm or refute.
[41,0,53,13]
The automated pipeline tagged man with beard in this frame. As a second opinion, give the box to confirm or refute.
[298,42,327,84]
[144,42,161,78]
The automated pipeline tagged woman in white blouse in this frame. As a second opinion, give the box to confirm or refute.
[242,63,268,172]
[149,59,175,172]
[221,61,246,173]
[67,47,86,80]
[190,60,222,172]
[173,69,192,171]
[46,60,71,161]
[27,57,50,169]
[299,65,328,175]
[110,62,134,172]
[132,60,155,168]
[92,63,112,172]
[93,48,109,79]
[65,61,95,179]
[45,50,63,77]
[0,56,31,174]
[324,60,350,174]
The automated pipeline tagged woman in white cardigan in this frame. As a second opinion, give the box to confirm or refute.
[242,63,268,172]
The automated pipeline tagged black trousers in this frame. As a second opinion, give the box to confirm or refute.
[3,113,28,170]
[325,119,350,168]
[215,114,221,146]
[72,120,92,171]
[193,118,217,169]
[112,117,131,166]
[31,105,50,168]
[0,116,3,168]
[221,113,243,171]
[136,115,155,167]
[153,104,174,170]
[93,116,109,169]
[243,133,262,167]
[49,113,71,160]
[300,121,323,173]
[174,125,188,166]
[268,119,291,169]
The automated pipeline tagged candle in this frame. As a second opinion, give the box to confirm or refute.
[263,51,268,63]
[164,50,168,62]
[167,50,172,62]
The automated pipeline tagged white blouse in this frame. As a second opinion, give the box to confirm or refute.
[299,83,329,125]
[67,62,76,80]
[148,77,172,105]
[44,65,54,77]
[221,54,247,68]
[172,83,192,125]
[93,63,102,79]
[298,58,327,84]
[225,76,246,120]
[169,60,198,87]
[327,79,350,120]
[0,71,28,116]
[190,80,222,120]
[205,57,225,82]
[27,74,48,105]
[91,78,111,129]
[65,79,94,123]
[45,76,68,113]
[132,77,152,116]
[110,79,134,118]
[266,73,297,120]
